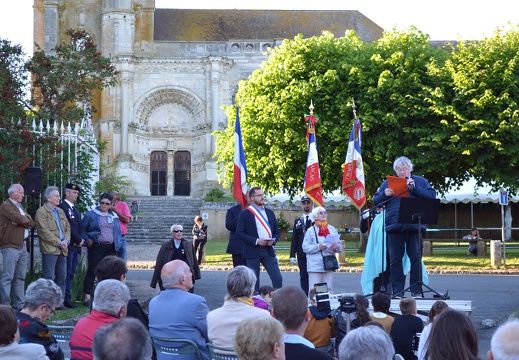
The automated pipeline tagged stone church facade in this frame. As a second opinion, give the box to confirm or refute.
[33,0,383,197]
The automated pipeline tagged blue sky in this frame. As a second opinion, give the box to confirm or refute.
[2,0,519,56]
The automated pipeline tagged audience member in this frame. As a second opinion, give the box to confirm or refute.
[92,318,153,360]
[234,316,285,360]
[35,186,71,299]
[149,260,209,360]
[426,309,479,360]
[304,288,335,356]
[82,193,123,307]
[70,279,131,360]
[370,292,394,334]
[271,285,334,360]
[111,191,131,261]
[130,199,139,222]
[192,215,208,265]
[207,266,271,349]
[236,186,283,293]
[225,203,248,267]
[488,319,519,360]
[338,325,396,360]
[58,183,85,308]
[289,195,313,295]
[96,255,149,328]
[417,301,449,360]
[150,224,200,292]
[463,227,481,256]
[0,183,35,310]
[0,305,48,360]
[16,279,64,360]
[349,295,371,329]
[253,285,274,311]
[390,297,423,360]
[302,206,342,292]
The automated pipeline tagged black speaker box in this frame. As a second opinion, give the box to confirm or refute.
[24,167,42,195]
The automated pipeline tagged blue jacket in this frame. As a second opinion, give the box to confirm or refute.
[372,174,436,233]
[81,207,123,250]
[236,205,280,258]
[225,203,243,255]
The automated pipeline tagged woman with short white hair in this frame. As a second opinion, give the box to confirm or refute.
[302,206,342,292]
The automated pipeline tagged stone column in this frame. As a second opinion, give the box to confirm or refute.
[44,0,59,54]
[490,240,501,267]
[120,73,130,154]
[209,57,221,154]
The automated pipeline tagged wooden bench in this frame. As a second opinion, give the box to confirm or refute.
[422,238,490,257]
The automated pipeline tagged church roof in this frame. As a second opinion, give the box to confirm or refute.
[154,9,383,43]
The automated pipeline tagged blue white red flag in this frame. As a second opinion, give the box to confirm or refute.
[342,119,366,209]
[304,132,324,207]
[233,107,248,208]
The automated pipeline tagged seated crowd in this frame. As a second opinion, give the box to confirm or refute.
[12,260,517,360]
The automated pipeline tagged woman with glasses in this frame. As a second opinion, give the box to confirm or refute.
[150,224,201,292]
[15,278,64,360]
[81,193,123,307]
[303,206,342,293]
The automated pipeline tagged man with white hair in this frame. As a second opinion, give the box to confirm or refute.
[339,325,396,360]
[69,279,131,360]
[149,260,210,360]
[487,319,519,360]
[93,318,153,360]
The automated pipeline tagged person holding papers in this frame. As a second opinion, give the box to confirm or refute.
[303,206,342,293]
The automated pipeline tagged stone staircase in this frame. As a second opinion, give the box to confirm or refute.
[124,196,203,244]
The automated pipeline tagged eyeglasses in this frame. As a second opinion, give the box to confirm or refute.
[45,304,56,317]
[173,230,183,233]
[100,201,112,205]
[253,194,265,198]
[318,211,327,215]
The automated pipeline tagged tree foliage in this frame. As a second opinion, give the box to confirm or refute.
[215,26,519,200]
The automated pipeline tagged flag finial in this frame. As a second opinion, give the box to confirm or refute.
[309,100,314,115]
[352,98,357,120]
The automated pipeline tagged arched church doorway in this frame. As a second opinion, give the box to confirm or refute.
[150,151,167,196]
[174,151,191,196]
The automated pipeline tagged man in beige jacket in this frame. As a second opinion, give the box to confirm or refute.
[0,184,35,309]
[35,186,70,301]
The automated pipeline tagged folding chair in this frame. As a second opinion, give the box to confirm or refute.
[206,343,239,360]
[150,337,203,360]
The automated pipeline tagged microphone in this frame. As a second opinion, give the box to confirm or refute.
[405,176,415,189]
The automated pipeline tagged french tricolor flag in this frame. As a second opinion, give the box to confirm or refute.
[233,107,248,208]
[342,118,366,209]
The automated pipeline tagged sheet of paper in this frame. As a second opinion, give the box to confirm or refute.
[323,234,341,248]
[387,175,409,197]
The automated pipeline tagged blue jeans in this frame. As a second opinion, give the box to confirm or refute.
[246,248,283,293]
[42,253,67,297]
[65,245,82,302]
[116,236,127,261]
[388,231,421,295]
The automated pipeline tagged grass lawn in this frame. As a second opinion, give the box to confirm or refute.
[203,239,519,272]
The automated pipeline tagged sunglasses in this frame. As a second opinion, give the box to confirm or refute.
[318,211,327,215]
[100,201,112,205]
[173,230,183,233]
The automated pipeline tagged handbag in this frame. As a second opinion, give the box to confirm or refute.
[313,226,340,271]
[322,252,340,271]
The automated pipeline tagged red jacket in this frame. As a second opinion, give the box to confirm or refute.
[69,310,119,360]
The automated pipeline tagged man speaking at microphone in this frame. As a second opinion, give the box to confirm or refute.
[372,156,436,297]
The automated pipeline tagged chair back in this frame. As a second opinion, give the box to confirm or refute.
[48,325,75,343]
[151,337,203,360]
[206,343,238,360]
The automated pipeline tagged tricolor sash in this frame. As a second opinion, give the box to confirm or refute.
[248,206,272,239]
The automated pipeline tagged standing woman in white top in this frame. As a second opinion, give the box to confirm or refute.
[302,206,342,292]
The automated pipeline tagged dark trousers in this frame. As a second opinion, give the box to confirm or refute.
[83,242,116,296]
[232,254,247,267]
[246,248,283,293]
[65,245,82,302]
[193,238,207,265]
[297,254,309,296]
[388,231,420,295]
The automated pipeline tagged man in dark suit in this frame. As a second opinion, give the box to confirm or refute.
[225,203,247,267]
[58,183,85,308]
[272,285,334,360]
[289,195,313,296]
[236,186,282,293]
